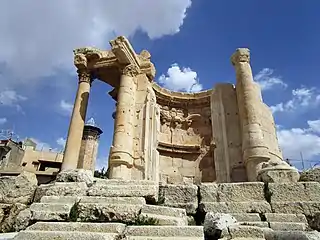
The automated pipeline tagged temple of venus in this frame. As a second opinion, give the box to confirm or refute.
[62,36,299,184]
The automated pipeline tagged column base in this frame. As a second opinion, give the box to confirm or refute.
[108,163,132,180]
[257,159,300,183]
[245,155,270,182]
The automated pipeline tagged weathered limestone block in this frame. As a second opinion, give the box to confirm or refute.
[76,203,142,224]
[45,182,88,196]
[159,184,198,214]
[265,213,308,223]
[228,225,265,239]
[80,196,146,205]
[200,182,266,202]
[0,172,37,205]
[204,212,238,239]
[271,201,320,216]
[88,180,158,201]
[268,182,320,202]
[264,230,320,240]
[124,226,204,238]
[230,213,261,222]
[269,222,307,231]
[30,203,73,221]
[0,203,27,233]
[27,222,126,234]
[14,231,118,240]
[12,208,31,232]
[300,167,320,183]
[200,201,272,214]
[33,183,54,202]
[56,169,94,185]
[40,196,80,204]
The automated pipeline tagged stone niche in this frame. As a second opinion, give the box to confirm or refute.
[153,85,215,184]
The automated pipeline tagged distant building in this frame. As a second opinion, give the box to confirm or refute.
[0,119,102,184]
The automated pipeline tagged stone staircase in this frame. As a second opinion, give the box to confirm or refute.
[13,178,201,240]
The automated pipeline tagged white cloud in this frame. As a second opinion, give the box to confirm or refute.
[0,90,27,111]
[158,63,202,92]
[0,118,7,125]
[270,87,320,114]
[0,0,192,89]
[254,68,287,91]
[277,124,320,162]
[307,119,320,134]
[56,137,66,149]
[60,100,73,115]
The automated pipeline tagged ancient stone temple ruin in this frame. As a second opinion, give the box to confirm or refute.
[62,36,298,184]
[2,36,320,240]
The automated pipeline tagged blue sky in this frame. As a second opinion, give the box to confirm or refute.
[0,0,319,170]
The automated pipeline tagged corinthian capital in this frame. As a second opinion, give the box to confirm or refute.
[231,48,250,66]
[77,69,93,84]
[74,53,88,69]
[121,64,141,77]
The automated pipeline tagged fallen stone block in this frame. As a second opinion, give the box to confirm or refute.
[0,203,27,233]
[45,182,88,196]
[204,212,238,239]
[0,172,37,205]
[56,169,94,185]
[159,184,198,214]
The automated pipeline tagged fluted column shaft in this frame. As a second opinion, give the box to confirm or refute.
[61,70,92,171]
[109,65,139,179]
[231,48,270,181]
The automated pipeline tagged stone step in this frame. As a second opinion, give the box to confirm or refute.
[80,196,146,205]
[228,226,265,239]
[76,203,142,223]
[201,201,271,214]
[230,213,262,222]
[238,222,269,228]
[141,205,186,218]
[264,230,320,240]
[30,203,73,221]
[94,179,156,185]
[265,213,307,223]
[200,182,266,202]
[45,182,88,196]
[139,213,188,226]
[88,182,158,200]
[13,231,118,240]
[124,226,204,238]
[40,196,80,204]
[269,222,307,231]
[126,237,203,240]
[270,201,320,215]
[27,222,126,234]
[0,232,18,240]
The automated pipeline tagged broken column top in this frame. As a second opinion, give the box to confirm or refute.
[231,48,250,66]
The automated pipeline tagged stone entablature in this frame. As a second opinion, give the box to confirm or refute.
[61,36,299,184]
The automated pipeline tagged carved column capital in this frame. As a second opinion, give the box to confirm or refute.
[121,64,141,77]
[231,48,250,66]
[77,69,93,84]
[74,53,88,69]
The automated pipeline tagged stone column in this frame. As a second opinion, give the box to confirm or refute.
[78,119,103,172]
[231,48,270,181]
[61,69,92,171]
[108,64,139,180]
